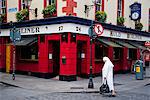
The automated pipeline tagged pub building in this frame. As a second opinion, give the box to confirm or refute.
[0,16,150,81]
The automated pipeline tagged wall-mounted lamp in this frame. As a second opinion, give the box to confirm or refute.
[84,5,94,14]
[24,0,38,17]
[84,0,99,17]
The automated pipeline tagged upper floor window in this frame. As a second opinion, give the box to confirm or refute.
[21,0,26,9]
[149,9,150,32]
[1,0,6,14]
[19,0,29,11]
[117,0,124,17]
[48,0,55,5]
[95,0,104,11]
[44,0,56,8]
[96,0,102,11]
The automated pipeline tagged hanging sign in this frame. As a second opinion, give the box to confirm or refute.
[130,2,141,21]
[145,41,150,47]
[8,8,17,12]
[10,28,21,42]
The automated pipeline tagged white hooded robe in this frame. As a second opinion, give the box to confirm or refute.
[102,57,114,91]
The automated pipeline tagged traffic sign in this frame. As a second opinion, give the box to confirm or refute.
[10,28,21,42]
[94,24,104,36]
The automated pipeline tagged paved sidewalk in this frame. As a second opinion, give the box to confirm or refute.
[0,72,149,93]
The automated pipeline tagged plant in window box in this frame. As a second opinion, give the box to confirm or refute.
[16,8,29,22]
[42,4,56,18]
[95,11,107,23]
[135,22,143,31]
[117,17,125,26]
[0,14,7,23]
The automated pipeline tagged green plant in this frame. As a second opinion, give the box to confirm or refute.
[0,14,6,23]
[95,11,107,23]
[42,4,56,16]
[117,17,125,26]
[16,8,29,22]
[135,22,143,31]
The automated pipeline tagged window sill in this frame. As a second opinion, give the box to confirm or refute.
[95,59,103,62]
[113,59,120,61]
[19,59,38,62]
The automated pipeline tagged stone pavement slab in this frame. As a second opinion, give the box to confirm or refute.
[0,72,149,93]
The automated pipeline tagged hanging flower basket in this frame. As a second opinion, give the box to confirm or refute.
[0,14,7,23]
[42,4,56,18]
[16,8,29,22]
[95,11,107,23]
[117,17,125,26]
[135,22,143,31]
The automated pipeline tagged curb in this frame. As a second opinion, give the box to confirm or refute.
[0,81,20,88]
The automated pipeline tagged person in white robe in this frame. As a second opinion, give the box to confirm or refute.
[102,57,116,96]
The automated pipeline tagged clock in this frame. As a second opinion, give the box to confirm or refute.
[131,12,139,20]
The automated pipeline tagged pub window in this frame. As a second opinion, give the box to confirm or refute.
[19,43,38,60]
[95,44,108,60]
[128,49,137,60]
[113,47,122,60]
[40,35,45,43]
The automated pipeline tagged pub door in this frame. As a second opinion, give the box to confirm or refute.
[77,41,87,77]
[48,41,60,76]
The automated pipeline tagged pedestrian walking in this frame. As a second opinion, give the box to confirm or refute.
[102,57,116,97]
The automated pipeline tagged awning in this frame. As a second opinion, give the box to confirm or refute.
[15,37,37,46]
[115,40,136,49]
[97,38,123,48]
[128,41,147,50]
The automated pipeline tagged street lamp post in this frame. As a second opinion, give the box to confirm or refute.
[88,21,95,88]
[10,21,21,80]
[10,22,16,80]
[88,20,104,88]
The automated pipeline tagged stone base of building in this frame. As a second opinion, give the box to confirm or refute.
[0,68,6,72]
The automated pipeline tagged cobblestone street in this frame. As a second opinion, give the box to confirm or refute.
[0,81,150,100]
[25,86,150,100]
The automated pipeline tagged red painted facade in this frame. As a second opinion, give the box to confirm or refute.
[0,32,144,80]
[1,15,148,81]
[0,38,7,71]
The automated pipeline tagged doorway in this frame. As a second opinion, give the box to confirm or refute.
[77,41,87,76]
[48,41,60,76]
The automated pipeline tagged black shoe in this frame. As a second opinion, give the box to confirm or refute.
[109,94,116,97]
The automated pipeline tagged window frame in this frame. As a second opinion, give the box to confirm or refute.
[128,49,137,60]
[148,8,150,32]
[96,0,102,11]
[95,43,108,61]
[1,0,6,14]
[48,0,56,5]
[21,0,26,9]
[19,42,38,61]
[117,0,124,17]
[113,47,122,60]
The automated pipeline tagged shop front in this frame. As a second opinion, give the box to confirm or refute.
[1,16,150,81]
